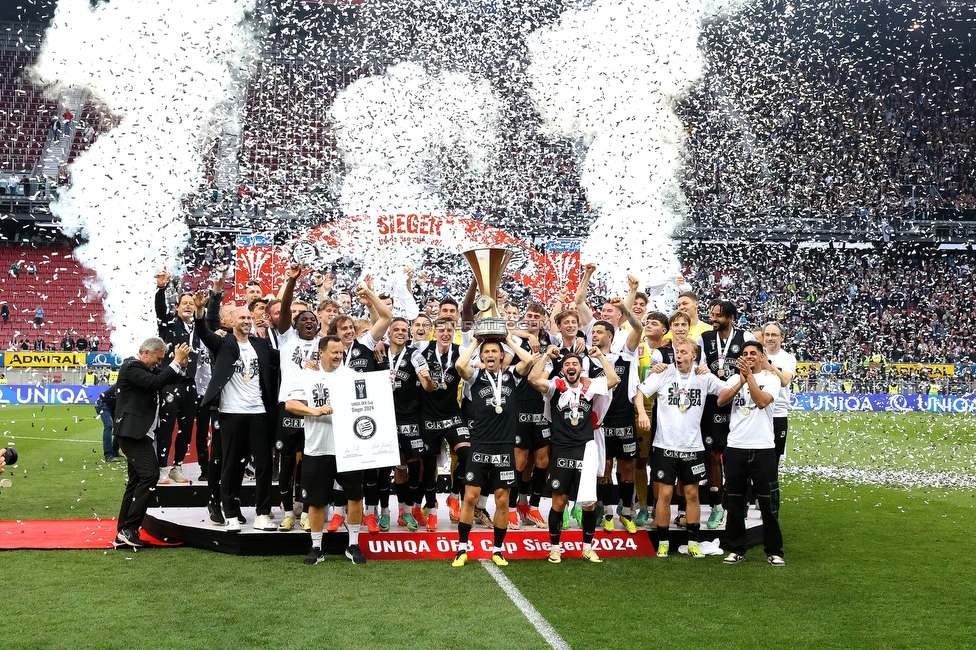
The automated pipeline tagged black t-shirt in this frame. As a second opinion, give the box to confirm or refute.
[465,367,525,446]
[416,341,463,420]
[342,337,380,373]
[513,333,553,414]
[546,380,600,449]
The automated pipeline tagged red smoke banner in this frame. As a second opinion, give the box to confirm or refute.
[234,214,580,305]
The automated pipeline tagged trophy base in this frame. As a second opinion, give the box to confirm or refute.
[474,317,508,340]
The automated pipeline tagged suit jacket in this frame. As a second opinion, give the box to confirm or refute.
[155,287,200,379]
[196,316,279,414]
[114,357,182,440]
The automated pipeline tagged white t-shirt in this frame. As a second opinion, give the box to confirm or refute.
[287,366,354,456]
[765,348,797,418]
[637,366,725,452]
[725,372,779,449]
[220,341,265,414]
[277,327,321,402]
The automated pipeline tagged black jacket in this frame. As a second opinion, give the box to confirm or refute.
[196,316,279,414]
[114,357,182,440]
[155,287,200,379]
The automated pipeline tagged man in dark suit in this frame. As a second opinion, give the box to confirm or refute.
[154,271,204,484]
[114,338,190,548]
[194,292,280,532]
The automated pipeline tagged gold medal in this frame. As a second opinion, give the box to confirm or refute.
[717,369,725,378]
[678,403,689,412]
[495,406,503,414]
[571,417,579,426]
[243,373,252,382]
[741,407,751,416]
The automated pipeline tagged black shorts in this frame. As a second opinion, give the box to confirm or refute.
[515,413,551,450]
[774,416,788,457]
[701,409,730,451]
[300,454,364,506]
[547,444,587,501]
[603,424,638,460]
[465,444,517,492]
[398,423,425,459]
[652,447,706,486]
[422,415,471,452]
[276,403,305,454]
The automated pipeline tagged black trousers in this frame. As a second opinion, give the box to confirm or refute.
[156,382,198,467]
[207,409,222,504]
[117,436,158,533]
[219,412,273,519]
[724,447,784,558]
[194,395,212,473]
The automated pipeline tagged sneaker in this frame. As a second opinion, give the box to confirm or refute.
[303,547,325,565]
[602,516,615,533]
[517,502,531,524]
[657,542,669,558]
[278,514,296,531]
[104,455,120,463]
[225,518,241,533]
[253,514,277,531]
[527,509,547,529]
[363,513,380,534]
[451,550,468,567]
[562,508,571,530]
[447,495,460,523]
[115,528,143,548]
[399,508,418,532]
[411,506,428,527]
[379,512,391,532]
[345,544,367,565]
[426,512,438,531]
[767,554,786,567]
[547,546,562,564]
[508,511,521,530]
[674,512,687,529]
[237,514,246,524]
[619,514,637,534]
[649,520,658,531]
[634,507,648,527]
[723,552,746,565]
[244,462,255,480]
[581,548,602,563]
[207,501,225,525]
[476,509,494,528]
[688,542,704,558]
[198,467,208,481]
[157,468,171,485]
[326,513,345,533]
[706,508,726,530]
[169,465,189,483]
[571,506,583,529]
[491,551,508,567]
[299,512,311,532]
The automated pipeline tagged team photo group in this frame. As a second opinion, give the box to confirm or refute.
[115,256,795,569]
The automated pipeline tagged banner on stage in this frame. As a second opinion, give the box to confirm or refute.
[331,371,399,472]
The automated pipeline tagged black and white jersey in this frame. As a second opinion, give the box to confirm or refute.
[602,348,640,428]
[543,376,612,449]
[512,333,553,415]
[342,331,381,373]
[386,344,422,424]
[413,341,463,420]
[697,328,755,416]
[463,367,525,446]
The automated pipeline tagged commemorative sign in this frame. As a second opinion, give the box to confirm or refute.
[331,371,399,472]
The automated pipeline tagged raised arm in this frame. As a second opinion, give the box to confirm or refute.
[530,345,559,393]
[455,338,479,382]
[358,282,393,342]
[624,274,639,311]
[155,271,171,325]
[574,262,596,326]
[193,290,224,353]
[460,279,478,332]
[277,262,303,334]
[612,297,642,352]
[590,346,619,390]
[506,333,536,376]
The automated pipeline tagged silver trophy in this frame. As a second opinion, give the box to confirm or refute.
[462,247,514,340]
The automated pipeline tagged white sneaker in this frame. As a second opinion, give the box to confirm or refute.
[253,514,277,531]
[225,518,241,533]
[169,465,188,483]
[158,468,171,485]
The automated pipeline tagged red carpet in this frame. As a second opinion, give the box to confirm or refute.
[0,519,182,550]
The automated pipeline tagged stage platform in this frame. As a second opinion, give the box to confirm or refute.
[143,498,764,559]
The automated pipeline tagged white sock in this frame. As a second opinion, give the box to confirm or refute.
[311,532,323,549]
[492,545,503,554]
[348,524,360,546]
[583,542,592,552]
[285,510,294,518]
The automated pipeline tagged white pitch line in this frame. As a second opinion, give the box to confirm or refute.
[480,559,571,650]
[3,436,100,444]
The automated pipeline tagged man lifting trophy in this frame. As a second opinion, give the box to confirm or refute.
[462,247,514,340]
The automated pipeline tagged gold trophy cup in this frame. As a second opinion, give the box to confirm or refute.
[462,247,514,340]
